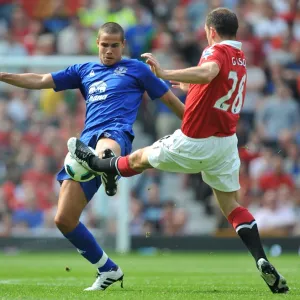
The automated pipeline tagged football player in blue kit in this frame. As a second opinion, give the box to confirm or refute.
[0,22,184,291]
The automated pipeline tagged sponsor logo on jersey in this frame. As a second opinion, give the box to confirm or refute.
[114,66,127,76]
[87,80,108,102]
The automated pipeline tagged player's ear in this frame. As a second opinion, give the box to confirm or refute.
[96,38,99,48]
[211,27,217,39]
[122,39,126,49]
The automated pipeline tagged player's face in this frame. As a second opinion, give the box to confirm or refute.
[97,32,125,66]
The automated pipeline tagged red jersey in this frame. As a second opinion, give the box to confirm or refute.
[181,41,247,138]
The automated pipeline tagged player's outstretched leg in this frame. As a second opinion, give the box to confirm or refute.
[68,137,150,177]
[101,149,118,196]
[212,189,289,294]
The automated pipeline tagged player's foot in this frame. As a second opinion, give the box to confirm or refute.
[84,266,124,291]
[101,149,118,196]
[67,137,101,175]
[257,258,289,294]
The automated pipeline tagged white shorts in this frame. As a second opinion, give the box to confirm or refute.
[148,129,240,192]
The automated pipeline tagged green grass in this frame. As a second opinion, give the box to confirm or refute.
[0,251,299,299]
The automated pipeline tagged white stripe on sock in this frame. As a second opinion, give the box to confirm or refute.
[94,252,108,268]
[114,157,122,176]
[235,220,257,233]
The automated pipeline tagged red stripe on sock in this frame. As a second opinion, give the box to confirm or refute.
[117,156,141,177]
[228,206,255,230]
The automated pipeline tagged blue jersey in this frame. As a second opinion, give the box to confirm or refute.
[51,58,169,139]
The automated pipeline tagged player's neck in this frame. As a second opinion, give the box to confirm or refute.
[99,57,123,66]
[212,35,237,45]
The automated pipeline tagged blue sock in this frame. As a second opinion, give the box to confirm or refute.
[64,222,117,272]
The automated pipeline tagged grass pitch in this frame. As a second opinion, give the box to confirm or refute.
[0,251,299,300]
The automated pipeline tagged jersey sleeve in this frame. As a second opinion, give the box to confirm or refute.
[51,64,81,92]
[137,62,169,100]
[200,46,224,69]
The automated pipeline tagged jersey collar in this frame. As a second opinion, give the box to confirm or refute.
[99,57,125,67]
[219,40,242,50]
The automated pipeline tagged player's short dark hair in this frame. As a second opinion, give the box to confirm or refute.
[98,22,125,41]
[206,8,238,38]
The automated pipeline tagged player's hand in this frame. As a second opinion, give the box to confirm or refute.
[170,80,189,93]
[141,53,166,78]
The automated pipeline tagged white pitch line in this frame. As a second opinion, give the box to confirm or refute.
[0,279,22,284]
[0,277,79,285]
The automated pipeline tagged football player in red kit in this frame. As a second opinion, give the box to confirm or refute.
[68,8,288,294]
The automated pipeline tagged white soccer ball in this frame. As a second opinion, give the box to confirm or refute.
[64,147,97,182]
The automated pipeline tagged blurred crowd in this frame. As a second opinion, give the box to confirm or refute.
[0,0,300,238]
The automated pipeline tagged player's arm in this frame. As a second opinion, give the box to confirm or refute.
[142,53,220,84]
[0,72,55,89]
[159,90,185,120]
[162,62,220,84]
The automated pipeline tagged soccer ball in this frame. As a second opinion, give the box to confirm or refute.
[64,147,97,182]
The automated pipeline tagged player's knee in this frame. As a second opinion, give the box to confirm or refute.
[54,213,78,234]
[129,149,145,171]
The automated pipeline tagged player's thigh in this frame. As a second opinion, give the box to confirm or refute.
[202,165,240,192]
[202,159,240,217]
[95,130,132,157]
[212,188,239,217]
[202,134,240,193]
[147,131,202,173]
[96,137,121,157]
[55,180,88,227]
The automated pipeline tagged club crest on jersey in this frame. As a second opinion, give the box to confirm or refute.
[87,81,108,102]
[202,48,214,60]
[114,66,127,76]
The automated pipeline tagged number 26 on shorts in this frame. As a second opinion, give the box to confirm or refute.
[214,71,247,114]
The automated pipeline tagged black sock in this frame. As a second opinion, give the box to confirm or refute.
[228,206,268,264]
[90,156,119,175]
[237,225,268,263]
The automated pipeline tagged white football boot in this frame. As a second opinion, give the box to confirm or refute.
[84,267,124,291]
[257,258,289,293]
